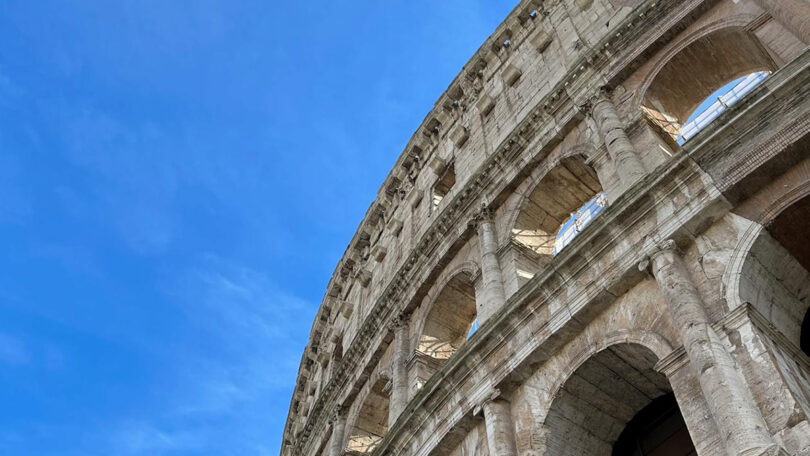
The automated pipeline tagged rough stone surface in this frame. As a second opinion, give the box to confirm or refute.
[281,1,810,455]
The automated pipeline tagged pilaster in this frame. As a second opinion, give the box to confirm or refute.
[644,240,787,456]
[472,205,507,325]
[328,406,347,456]
[585,89,647,188]
[477,389,518,456]
[388,313,410,427]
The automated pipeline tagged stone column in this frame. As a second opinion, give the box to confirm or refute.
[474,207,507,325]
[589,91,647,187]
[388,313,410,427]
[480,390,518,456]
[645,240,784,456]
[328,406,347,456]
[753,0,810,44]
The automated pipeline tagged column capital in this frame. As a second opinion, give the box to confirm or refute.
[469,202,495,231]
[639,239,680,273]
[480,387,509,407]
[387,312,410,331]
[330,405,347,422]
[472,388,505,416]
[487,387,506,403]
[649,238,680,264]
[578,87,613,116]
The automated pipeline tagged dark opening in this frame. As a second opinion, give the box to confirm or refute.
[767,195,810,272]
[613,393,696,456]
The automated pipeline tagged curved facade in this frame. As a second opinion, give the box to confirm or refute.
[281,1,810,455]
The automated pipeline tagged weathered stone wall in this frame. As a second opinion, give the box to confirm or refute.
[281,1,810,455]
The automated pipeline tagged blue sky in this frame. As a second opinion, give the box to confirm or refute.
[0,1,517,455]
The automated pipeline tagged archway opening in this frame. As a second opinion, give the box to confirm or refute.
[345,378,389,455]
[418,272,477,360]
[512,155,604,257]
[642,27,774,144]
[740,195,810,356]
[613,393,696,456]
[760,194,810,358]
[542,344,696,455]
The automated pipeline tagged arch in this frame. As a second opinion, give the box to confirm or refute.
[411,262,479,351]
[416,269,478,360]
[724,168,810,309]
[591,329,675,362]
[345,376,389,454]
[724,163,810,354]
[739,195,810,351]
[636,18,776,141]
[722,160,810,336]
[539,342,696,455]
[633,15,764,115]
[510,153,604,256]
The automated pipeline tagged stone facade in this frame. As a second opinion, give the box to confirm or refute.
[281,1,810,455]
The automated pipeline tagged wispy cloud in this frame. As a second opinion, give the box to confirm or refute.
[167,254,312,394]
[91,255,315,455]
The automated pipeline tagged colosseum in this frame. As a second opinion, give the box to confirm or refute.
[281,1,810,455]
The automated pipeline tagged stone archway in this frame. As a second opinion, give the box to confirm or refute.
[416,270,478,361]
[738,195,810,354]
[345,377,389,455]
[511,154,604,257]
[637,23,776,142]
[539,343,697,456]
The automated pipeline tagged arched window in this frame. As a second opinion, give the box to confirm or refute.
[677,71,769,144]
[345,378,389,454]
[554,192,608,255]
[418,272,477,360]
[512,155,604,257]
[412,272,477,393]
[467,318,480,339]
[641,27,776,145]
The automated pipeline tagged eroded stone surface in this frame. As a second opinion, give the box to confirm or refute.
[281,1,810,455]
